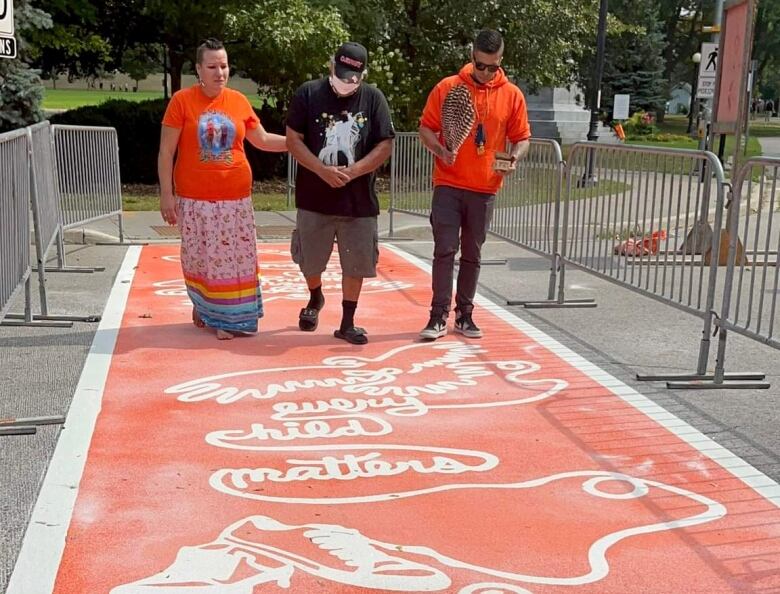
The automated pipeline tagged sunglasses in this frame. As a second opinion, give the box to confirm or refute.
[473,59,501,73]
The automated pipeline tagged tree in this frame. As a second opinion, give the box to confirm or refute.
[600,0,667,117]
[313,0,599,129]
[142,0,240,93]
[24,0,112,84]
[0,0,52,132]
[225,0,349,107]
[574,0,668,123]
[753,0,780,99]
[121,45,160,90]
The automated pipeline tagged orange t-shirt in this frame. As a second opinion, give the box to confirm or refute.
[162,85,260,200]
[420,63,531,195]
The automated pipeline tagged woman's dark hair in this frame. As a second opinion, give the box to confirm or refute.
[196,38,225,64]
[474,29,504,55]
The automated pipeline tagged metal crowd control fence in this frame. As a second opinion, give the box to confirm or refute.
[51,124,124,269]
[0,129,32,326]
[0,127,68,330]
[691,157,780,389]
[0,128,68,436]
[562,143,764,386]
[2,122,100,326]
[286,155,298,208]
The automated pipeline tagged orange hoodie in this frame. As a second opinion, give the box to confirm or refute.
[420,63,531,194]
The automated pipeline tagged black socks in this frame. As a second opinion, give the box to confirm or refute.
[307,285,324,311]
[340,300,357,332]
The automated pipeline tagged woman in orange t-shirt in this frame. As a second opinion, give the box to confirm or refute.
[158,38,286,340]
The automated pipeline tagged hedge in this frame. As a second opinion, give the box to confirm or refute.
[49,98,287,185]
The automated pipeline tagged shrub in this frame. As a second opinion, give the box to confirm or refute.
[623,110,658,137]
[640,133,692,143]
[50,98,286,184]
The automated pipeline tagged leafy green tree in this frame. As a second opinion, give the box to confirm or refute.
[0,0,52,131]
[225,0,348,107]
[121,45,160,89]
[314,0,599,129]
[754,0,780,100]
[142,0,237,93]
[24,0,111,84]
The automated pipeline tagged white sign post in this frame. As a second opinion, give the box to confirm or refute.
[0,0,16,59]
[613,94,630,120]
[696,42,718,99]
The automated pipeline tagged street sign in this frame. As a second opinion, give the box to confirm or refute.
[613,94,630,120]
[0,0,15,60]
[0,0,13,35]
[713,0,755,136]
[696,42,718,99]
[0,35,15,59]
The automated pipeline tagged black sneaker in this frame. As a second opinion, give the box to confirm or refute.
[454,315,482,338]
[419,317,447,340]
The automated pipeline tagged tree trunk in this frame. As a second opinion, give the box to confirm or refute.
[168,45,185,94]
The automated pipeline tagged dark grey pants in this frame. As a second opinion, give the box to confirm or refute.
[429,185,495,319]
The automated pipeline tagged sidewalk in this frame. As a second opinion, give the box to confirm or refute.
[62,210,435,244]
[758,136,780,158]
[2,210,779,593]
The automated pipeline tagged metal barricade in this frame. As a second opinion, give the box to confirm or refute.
[561,142,751,384]
[52,125,125,251]
[389,131,435,218]
[286,155,298,209]
[0,129,32,324]
[701,157,780,389]
[3,122,100,325]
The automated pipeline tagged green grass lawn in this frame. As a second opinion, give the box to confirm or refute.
[43,88,266,110]
[662,114,780,138]
[123,191,392,212]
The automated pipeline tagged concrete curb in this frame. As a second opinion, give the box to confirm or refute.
[63,228,120,245]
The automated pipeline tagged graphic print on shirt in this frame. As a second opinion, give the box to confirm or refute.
[198,110,236,164]
[316,111,366,166]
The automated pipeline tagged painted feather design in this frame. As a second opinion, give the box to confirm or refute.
[441,83,475,155]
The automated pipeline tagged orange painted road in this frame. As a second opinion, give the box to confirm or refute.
[8,244,780,594]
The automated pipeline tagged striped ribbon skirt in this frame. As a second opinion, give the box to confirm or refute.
[178,196,263,333]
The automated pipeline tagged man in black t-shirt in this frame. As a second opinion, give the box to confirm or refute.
[286,42,395,345]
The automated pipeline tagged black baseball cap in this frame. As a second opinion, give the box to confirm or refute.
[334,42,368,83]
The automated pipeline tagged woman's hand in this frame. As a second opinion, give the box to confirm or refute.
[160,192,178,225]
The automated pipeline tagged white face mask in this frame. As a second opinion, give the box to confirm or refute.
[329,75,361,97]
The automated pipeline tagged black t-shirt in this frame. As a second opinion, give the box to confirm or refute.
[286,78,395,217]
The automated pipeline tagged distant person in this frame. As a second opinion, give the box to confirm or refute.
[158,38,287,340]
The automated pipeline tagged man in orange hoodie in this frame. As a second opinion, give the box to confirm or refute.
[418,29,531,340]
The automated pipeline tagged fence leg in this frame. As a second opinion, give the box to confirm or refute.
[665,325,769,389]
[0,415,66,438]
[95,214,146,247]
[0,277,72,327]
[35,229,104,273]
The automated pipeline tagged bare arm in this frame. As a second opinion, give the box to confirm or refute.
[286,126,350,188]
[510,139,531,162]
[158,125,181,225]
[342,138,393,181]
[419,125,454,166]
[246,125,287,152]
